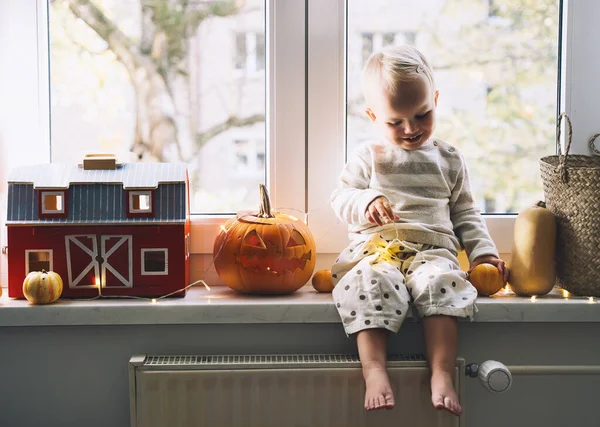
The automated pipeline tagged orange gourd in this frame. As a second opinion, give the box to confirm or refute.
[22,270,63,304]
[213,184,316,294]
[469,263,504,296]
[312,270,335,293]
[509,201,556,296]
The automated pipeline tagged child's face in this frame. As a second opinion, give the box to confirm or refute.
[365,76,439,150]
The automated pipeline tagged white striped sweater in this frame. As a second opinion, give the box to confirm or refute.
[331,138,499,263]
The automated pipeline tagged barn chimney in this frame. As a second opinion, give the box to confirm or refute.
[82,153,118,170]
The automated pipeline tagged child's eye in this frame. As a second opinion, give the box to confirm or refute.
[388,121,401,127]
[416,111,431,119]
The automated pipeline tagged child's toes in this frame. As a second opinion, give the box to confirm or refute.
[448,398,462,415]
[442,396,461,415]
[384,393,395,409]
[432,394,445,410]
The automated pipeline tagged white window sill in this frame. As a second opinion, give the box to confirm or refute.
[0,286,599,327]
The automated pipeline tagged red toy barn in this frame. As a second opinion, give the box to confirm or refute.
[6,159,190,298]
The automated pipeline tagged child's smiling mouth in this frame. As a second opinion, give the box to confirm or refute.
[402,133,423,143]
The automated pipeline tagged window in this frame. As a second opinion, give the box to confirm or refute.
[233,138,265,177]
[25,250,53,273]
[128,191,153,215]
[348,1,559,214]
[3,0,599,262]
[307,0,570,255]
[1,0,305,259]
[38,190,68,218]
[235,32,265,73]
[40,191,65,215]
[48,0,272,214]
[141,249,168,275]
[361,32,412,64]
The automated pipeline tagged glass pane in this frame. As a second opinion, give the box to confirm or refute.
[49,0,266,214]
[347,0,559,213]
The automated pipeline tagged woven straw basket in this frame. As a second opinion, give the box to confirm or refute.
[539,113,600,296]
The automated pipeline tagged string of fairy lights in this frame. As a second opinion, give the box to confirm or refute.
[6,208,309,304]
[0,208,598,304]
[499,285,597,304]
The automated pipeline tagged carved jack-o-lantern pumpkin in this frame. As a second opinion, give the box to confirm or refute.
[213,184,316,294]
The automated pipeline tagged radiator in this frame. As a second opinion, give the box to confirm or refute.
[129,354,465,427]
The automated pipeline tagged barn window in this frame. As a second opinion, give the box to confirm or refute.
[141,249,168,275]
[128,190,153,215]
[25,250,53,274]
[40,191,66,216]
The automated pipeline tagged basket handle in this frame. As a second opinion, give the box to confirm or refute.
[556,112,573,183]
[589,133,600,155]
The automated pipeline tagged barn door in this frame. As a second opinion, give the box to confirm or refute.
[101,235,133,288]
[66,234,133,289]
[65,235,100,288]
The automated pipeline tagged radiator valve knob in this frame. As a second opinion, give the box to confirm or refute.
[478,360,512,393]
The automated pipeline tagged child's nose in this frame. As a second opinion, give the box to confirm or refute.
[403,121,418,134]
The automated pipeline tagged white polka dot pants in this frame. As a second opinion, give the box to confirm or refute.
[331,235,477,335]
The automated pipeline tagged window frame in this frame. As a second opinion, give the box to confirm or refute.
[126,190,154,217]
[39,190,68,218]
[25,249,54,274]
[1,0,600,283]
[141,248,169,276]
[306,0,588,257]
[189,0,306,254]
[0,0,306,263]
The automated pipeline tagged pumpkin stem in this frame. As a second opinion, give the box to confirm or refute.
[536,200,547,208]
[257,184,275,218]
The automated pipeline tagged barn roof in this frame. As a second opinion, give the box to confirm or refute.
[6,182,187,224]
[7,162,187,190]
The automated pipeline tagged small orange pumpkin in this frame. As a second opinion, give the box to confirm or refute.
[213,184,316,294]
[22,270,63,304]
[312,270,335,293]
[469,263,504,296]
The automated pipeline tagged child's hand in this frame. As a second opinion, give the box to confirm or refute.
[366,196,399,226]
[468,255,509,283]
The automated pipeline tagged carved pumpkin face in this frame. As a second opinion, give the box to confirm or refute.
[213,185,316,294]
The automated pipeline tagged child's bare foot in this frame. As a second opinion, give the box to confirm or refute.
[362,361,395,411]
[431,370,462,415]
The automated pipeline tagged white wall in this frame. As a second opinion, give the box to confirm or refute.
[0,322,599,426]
[561,0,600,154]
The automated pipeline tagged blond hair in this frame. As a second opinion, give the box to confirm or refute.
[362,44,435,100]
